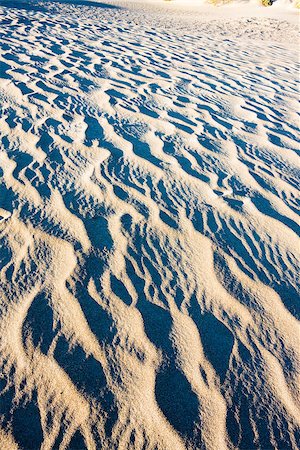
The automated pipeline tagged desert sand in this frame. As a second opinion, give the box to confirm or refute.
[0,0,299,449]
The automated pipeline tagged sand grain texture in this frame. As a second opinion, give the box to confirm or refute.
[0,0,299,449]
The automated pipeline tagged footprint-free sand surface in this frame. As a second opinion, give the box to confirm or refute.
[0,0,299,449]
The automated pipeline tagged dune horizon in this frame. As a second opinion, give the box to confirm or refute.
[0,0,299,449]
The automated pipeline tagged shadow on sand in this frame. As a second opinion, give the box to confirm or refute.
[0,0,120,12]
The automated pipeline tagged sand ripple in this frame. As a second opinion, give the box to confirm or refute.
[0,1,299,449]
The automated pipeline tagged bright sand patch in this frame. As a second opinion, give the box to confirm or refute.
[0,0,299,449]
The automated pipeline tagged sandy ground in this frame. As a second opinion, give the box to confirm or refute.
[0,0,299,449]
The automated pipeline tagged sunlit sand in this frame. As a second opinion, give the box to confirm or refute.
[0,0,299,449]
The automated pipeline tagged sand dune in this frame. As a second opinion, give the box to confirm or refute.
[0,0,299,449]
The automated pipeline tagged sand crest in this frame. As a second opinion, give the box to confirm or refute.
[0,0,299,449]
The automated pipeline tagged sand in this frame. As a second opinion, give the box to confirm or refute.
[0,0,299,449]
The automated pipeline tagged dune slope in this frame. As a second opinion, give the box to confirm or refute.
[0,1,299,449]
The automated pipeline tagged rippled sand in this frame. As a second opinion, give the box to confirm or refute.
[0,1,299,449]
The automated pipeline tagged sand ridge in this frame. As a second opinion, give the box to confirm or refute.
[0,0,299,449]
